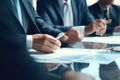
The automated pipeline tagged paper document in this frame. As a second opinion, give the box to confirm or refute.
[29,48,120,64]
[82,36,120,44]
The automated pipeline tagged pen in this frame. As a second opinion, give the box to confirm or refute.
[106,47,120,53]
[56,33,65,40]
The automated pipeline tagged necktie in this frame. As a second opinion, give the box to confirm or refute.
[103,10,109,20]
[62,0,73,26]
[12,0,23,26]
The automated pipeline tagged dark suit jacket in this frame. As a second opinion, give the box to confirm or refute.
[37,0,92,71]
[37,0,94,26]
[0,0,69,80]
[0,1,50,80]
[89,2,120,35]
[23,0,73,37]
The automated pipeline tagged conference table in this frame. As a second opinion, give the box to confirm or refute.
[58,32,120,80]
[30,32,120,80]
[68,33,120,80]
[68,42,120,80]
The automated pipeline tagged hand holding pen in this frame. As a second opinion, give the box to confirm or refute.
[85,19,111,36]
[56,29,84,43]
[95,19,112,36]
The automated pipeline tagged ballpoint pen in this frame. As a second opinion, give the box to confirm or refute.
[106,47,120,53]
[56,33,65,40]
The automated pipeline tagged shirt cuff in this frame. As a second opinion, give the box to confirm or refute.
[27,35,33,49]
[72,26,85,33]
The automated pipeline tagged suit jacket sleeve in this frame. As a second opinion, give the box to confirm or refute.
[37,0,54,26]
[0,1,63,80]
[27,1,72,37]
[80,0,94,25]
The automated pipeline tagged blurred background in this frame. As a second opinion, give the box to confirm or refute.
[33,0,120,9]
[87,0,120,6]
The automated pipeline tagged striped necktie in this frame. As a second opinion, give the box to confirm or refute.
[62,0,73,26]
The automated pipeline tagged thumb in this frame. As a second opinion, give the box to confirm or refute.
[60,35,68,42]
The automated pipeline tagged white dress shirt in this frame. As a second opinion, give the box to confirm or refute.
[27,35,33,49]
[58,0,85,33]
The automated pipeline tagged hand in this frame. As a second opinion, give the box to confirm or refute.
[114,26,120,32]
[32,34,61,53]
[85,19,108,36]
[60,29,84,43]
[63,71,95,80]
[45,63,61,71]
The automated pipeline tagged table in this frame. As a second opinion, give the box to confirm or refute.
[70,42,120,80]
[30,35,120,80]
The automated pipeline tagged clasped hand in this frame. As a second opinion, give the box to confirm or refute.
[60,29,84,43]
[85,19,111,36]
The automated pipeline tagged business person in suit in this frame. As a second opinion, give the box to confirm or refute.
[27,0,85,52]
[0,0,92,80]
[16,0,84,77]
[36,0,108,71]
[37,0,107,36]
[9,0,84,53]
[0,1,61,80]
[89,0,120,35]
[12,0,84,77]
[0,0,61,80]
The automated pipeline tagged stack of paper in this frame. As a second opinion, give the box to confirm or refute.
[29,48,120,64]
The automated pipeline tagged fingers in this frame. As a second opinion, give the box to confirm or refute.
[94,19,107,36]
[94,21,106,35]
[95,19,106,26]
[105,19,112,24]
[45,63,60,71]
[92,21,102,32]
[33,43,59,53]
[77,31,84,41]
[43,39,60,50]
[66,29,84,43]
[60,34,69,42]
[43,34,61,46]
[85,22,101,35]
[68,29,82,43]
[96,28,106,36]
[32,34,61,53]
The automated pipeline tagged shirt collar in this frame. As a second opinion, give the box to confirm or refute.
[58,0,71,9]
[98,3,110,11]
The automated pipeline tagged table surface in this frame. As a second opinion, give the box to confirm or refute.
[69,41,120,80]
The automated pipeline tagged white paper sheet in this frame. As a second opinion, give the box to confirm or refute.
[29,48,120,64]
[82,36,120,44]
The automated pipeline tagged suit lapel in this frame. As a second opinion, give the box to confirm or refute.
[20,0,41,33]
[9,0,25,33]
[20,0,36,25]
[109,6,116,22]
[71,0,77,26]
[9,0,22,25]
